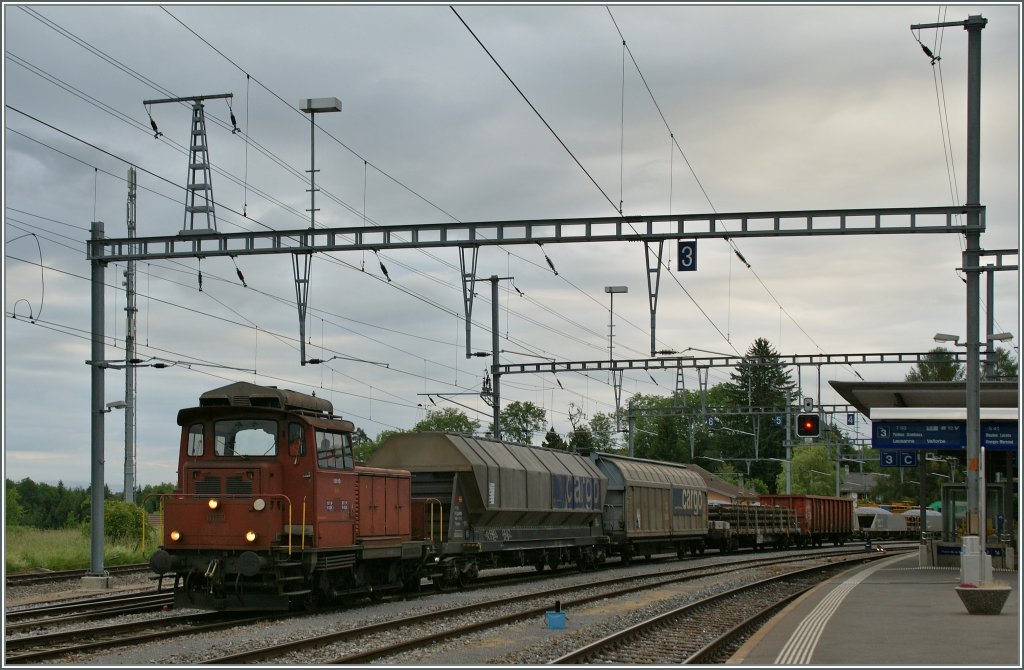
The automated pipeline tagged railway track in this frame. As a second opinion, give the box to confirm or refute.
[549,563,839,663]
[197,547,890,664]
[5,563,150,587]
[4,612,269,664]
[5,591,172,627]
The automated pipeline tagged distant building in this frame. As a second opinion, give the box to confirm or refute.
[840,469,887,504]
[685,462,760,504]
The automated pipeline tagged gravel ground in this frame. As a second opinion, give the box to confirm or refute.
[4,550,839,665]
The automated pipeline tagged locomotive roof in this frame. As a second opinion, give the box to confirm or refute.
[197,381,333,415]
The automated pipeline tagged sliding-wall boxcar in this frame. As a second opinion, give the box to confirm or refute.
[589,453,708,561]
[760,494,853,546]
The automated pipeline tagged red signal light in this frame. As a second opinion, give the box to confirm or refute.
[796,413,821,437]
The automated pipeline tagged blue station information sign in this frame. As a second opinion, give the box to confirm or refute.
[872,420,1018,451]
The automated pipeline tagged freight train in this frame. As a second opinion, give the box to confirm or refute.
[147,382,853,611]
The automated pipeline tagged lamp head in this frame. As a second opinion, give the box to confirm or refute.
[299,97,342,113]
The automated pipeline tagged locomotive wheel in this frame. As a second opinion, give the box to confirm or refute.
[534,560,546,573]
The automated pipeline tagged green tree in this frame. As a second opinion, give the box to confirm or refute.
[5,483,25,526]
[745,478,769,494]
[905,347,965,381]
[776,444,835,496]
[587,412,619,451]
[986,346,1018,381]
[137,483,176,514]
[413,407,480,434]
[496,400,547,444]
[350,427,378,463]
[567,426,597,452]
[541,427,568,451]
[720,338,797,492]
[102,498,144,543]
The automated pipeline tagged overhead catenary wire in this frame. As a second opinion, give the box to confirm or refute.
[451,5,620,214]
[151,8,660,359]
[605,7,857,366]
[151,5,676,360]
[9,7,825,440]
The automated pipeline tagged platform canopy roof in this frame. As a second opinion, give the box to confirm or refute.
[829,381,1019,416]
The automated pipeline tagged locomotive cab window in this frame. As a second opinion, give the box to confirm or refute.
[316,430,353,470]
[215,419,278,457]
[186,423,204,456]
[287,422,307,457]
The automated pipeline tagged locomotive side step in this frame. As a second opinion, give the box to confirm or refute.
[277,575,305,582]
[280,589,312,596]
[275,560,302,567]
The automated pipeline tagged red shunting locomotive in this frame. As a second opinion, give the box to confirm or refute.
[148,382,425,610]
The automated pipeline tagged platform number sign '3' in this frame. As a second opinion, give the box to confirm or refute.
[678,240,697,271]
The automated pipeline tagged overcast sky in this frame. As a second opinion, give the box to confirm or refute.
[3,3,1020,490]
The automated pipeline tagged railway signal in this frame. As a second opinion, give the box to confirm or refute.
[796,413,821,437]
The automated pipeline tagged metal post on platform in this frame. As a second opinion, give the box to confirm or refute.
[963,14,988,589]
[85,222,111,590]
[912,13,989,591]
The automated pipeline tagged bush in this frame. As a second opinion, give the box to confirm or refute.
[79,499,148,544]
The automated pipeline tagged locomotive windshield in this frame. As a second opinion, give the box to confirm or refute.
[215,419,278,457]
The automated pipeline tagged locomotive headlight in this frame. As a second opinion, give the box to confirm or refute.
[245,530,257,542]
[169,530,181,542]
[252,498,266,511]
[208,499,219,510]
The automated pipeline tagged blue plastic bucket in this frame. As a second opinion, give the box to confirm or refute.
[545,610,566,629]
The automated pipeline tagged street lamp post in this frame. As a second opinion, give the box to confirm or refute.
[297,97,343,367]
[603,286,628,362]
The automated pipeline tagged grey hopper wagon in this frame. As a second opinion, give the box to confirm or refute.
[369,432,609,573]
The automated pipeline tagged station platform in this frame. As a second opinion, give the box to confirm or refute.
[729,550,1020,666]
